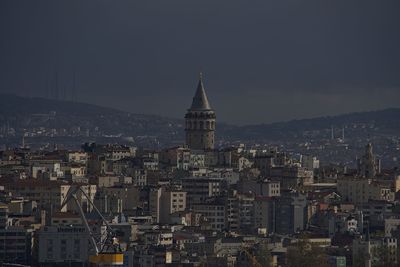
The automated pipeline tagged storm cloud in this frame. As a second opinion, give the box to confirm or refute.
[0,0,399,124]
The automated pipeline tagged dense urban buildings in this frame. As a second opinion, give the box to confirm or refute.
[0,78,399,267]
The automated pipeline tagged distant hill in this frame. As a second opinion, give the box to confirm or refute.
[0,94,185,146]
[225,108,400,141]
[0,94,399,147]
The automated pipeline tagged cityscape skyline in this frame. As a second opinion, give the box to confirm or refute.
[2,1,400,266]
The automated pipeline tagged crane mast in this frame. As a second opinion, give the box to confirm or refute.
[60,185,124,266]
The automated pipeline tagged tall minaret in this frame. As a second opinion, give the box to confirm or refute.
[185,73,216,150]
[358,143,379,178]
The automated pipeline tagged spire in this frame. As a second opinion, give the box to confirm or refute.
[190,73,212,110]
[366,143,373,158]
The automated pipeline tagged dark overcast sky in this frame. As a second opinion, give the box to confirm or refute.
[0,0,399,124]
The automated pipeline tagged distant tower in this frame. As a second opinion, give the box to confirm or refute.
[357,143,381,178]
[185,74,216,150]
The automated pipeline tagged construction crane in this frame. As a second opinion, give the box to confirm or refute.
[242,248,263,267]
[60,185,124,266]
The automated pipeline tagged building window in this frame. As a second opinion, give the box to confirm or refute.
[74,239,80,259]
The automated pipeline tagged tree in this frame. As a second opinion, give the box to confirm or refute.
[286,237,330,267]
[255,243,272,267]
[373,244,397,267]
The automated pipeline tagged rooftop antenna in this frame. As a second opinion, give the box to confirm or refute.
[46,76,50,99]
[72,70,77,102]
[55,71,59,100]
[342,126,345,141]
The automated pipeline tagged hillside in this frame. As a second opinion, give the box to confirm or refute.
[0,94,185,147]
[1,94,399,149]
[228,109,400,141]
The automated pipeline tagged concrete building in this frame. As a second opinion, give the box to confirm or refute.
[149,187,162,223]
[253,196,274,233]
[190,151,206,169]
[328,213,359,237]
[274,192,308,234]
[337,177,394,204]
[94,186,140,214]
[0,203,8,228]
[60,184,97,213]
[384,217,400,237]
[301,155,320,171]
[0,227,32,265]
[132,168,147,186]
[238,179,280,197]
[226,192,254,232]
[160,146,191,171]
[0,204,32,265]
[37,225,90,266]
[185,75,216,150]
[182,177,225,207]
[66,151,88,165]
[159,188,187,224]
[192,198,226,231]
[51,212,82,226]
[5,180,64,210]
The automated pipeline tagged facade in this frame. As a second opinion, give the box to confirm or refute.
[159,189,187,224]
[385,218,400,237]
[60,184,97,213]
[0,227,32,265]
[37,225,90,266]
[239,179,280,197]
[337,177,394,204]
[0,203,32,265]
[274,192,308,234]
[192,198,226,231]
[301,155,320,171]
[185,75,216,150]
[253,196,274,232]
[149,187,162,223]
[94,186,140,214]
[5,180,63,210]
[67,151,88,165]
[160,146,191,171]
[182,177,225,207]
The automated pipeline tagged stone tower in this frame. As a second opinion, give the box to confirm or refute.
[357,143,381,178]
[185,74,216,150]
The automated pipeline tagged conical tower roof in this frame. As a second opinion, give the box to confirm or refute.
[190,74,212,110]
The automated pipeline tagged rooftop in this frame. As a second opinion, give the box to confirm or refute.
[189,74,212,111]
